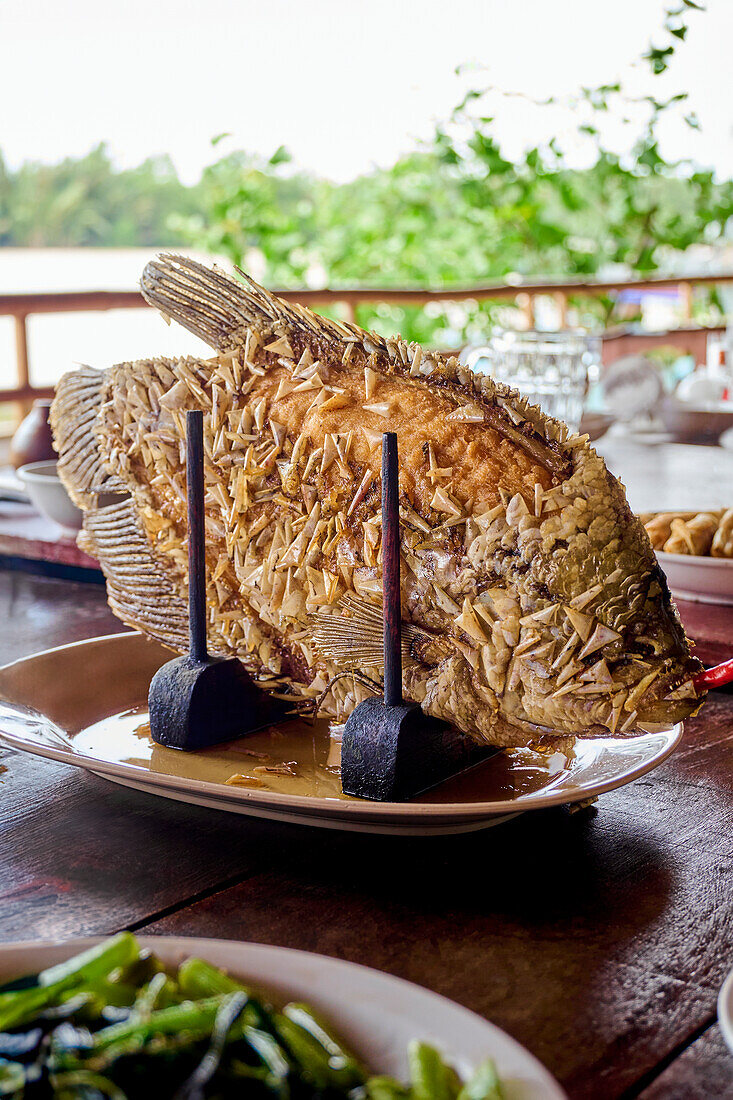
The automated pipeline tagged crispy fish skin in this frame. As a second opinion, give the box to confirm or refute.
[51,255,703,748]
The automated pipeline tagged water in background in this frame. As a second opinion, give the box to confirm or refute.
[0,249,213,389]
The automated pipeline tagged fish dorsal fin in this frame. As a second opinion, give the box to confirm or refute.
[141,256,572,480]
[141,253,359,354]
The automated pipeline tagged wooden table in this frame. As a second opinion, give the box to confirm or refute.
[0,570,731,1099]
[0,500,100,577]
[595,435,733,514]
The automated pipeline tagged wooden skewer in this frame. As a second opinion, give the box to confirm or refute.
[340,431,492,800]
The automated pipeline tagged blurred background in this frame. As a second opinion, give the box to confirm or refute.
[1,0,733,440]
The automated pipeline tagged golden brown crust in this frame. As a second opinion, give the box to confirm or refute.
[51,256,704,749]
[711,509,733,557]
[641,509,733,557]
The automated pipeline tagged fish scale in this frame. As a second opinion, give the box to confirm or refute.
[50,254,704,750]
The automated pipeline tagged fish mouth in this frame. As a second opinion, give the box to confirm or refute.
[633,658,704,725]
[504,653,705,742]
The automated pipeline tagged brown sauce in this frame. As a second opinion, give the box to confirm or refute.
[73,707,571,804]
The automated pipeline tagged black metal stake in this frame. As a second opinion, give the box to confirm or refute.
[187,409,207,664]
[340,432,492,801]
[381,431,402,708]
[148,410,287,750]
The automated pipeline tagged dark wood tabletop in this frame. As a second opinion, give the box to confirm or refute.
[0,569,731,1099]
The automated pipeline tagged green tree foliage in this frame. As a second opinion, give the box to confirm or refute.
[176,2,733,341]
[171,147,323,285]
[1,2,730,344]
[178,125,733,342]
[0,143,201,247]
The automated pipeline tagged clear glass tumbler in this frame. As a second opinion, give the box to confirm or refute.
[465,331,600,432]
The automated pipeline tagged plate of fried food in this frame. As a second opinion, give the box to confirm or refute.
[0,631,685,835]
[0,255,706,832]
[641,509,733,605]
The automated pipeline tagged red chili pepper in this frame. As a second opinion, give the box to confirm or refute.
[693,659,733,690]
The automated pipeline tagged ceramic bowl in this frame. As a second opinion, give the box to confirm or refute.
[658,397,733,445]
[0,937,566,1097]
[579,411,615,441]
[16,460,83,534]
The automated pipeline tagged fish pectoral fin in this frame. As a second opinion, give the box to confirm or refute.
[310,593,433,670]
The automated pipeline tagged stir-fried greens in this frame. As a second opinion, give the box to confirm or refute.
[0,934,504,1099]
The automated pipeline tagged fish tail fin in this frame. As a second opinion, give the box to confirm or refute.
[51,364,124,507]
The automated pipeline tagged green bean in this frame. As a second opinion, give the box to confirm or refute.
[173,991,249,1099]
[227,1058,273,1084]
[69,979,139,1010]
[51,1069,129,1099]
[177,958,252,1000]
[273,1012,349,1089]
[76,1030,202,1077]
[90,996,227,1051]
[0,935,139,1032]
[361,1074,411,1099]
[39,934,139,990]
[113,952,162,992]
[0,1058,26,1094]
[84,991,272,1079]
[282,1002,365,1085]
[408,1041,459,1100]
[130,972,176,1021]
[457,1059,505,1100]
[240,1025,292,1087]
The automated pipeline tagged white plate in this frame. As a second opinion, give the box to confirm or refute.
[656,550,733,606]
[0,632,683,836]
[718,966,733,1057]
[82,770,521,835]
[0,936,565,1098]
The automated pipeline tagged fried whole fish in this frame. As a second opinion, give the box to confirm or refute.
[51,255,703,749]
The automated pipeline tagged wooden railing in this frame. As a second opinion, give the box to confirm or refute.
[1,271,731,416]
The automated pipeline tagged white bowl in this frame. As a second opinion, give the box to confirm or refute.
[719,966,733,1057]
[656,549,733,606]
[0,937,567,1097]
[16,460,83,534]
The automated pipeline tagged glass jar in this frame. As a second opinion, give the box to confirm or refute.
[465,331,601,432]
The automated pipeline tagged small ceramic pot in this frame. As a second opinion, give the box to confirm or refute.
[9,400,56,470]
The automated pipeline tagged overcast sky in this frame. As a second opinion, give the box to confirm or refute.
[1,0,731,182]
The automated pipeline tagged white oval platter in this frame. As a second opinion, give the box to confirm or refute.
[0,632,682,836]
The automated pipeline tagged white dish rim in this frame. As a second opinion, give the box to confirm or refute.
[16,459,63,482]
[718,965,733,1057]
[0,632,684,824]
[657,550,733,569]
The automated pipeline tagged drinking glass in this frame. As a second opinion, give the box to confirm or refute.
[465,331,600,432]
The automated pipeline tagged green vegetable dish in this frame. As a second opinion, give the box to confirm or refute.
[0,934,504,1099]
